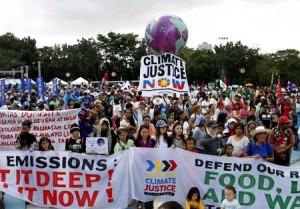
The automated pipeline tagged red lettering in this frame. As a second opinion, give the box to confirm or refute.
[69,172,83,188]
[85,174,101,187]
[37,171,50,187]
[53,172,66,187]
[0,169,10,181]
[75,191,99,207]
[59,191,73,207]
[24,187,37,201]
[43,190,57,205]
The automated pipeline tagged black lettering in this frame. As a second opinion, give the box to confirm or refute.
[6,156,14,166]
[96,159,107,171]
[36,157,47,168]
[49,157,60,169]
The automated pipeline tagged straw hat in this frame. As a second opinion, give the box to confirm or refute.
[250,126,272,136]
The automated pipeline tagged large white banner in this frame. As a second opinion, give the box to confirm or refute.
[0,151,130,209]
[0,109,79,151]
[0,148,299,209]
[138,53,189,97]
[130,148,300,209]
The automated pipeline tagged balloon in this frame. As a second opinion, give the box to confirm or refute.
[145,15,188,54]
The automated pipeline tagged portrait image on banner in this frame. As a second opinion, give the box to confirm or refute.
[138,53,189,97]
[86,137,109,154]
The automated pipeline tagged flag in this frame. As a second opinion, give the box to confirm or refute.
[270,72,274,86]
[219,79,227,90]
[287,81,296,90]
[98,73,108,92]
[224,75,228,86]
[277,76,283,105]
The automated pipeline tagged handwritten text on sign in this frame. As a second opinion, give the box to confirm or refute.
[0,110,79,151]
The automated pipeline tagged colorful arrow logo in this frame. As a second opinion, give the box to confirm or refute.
[146,160,177,172]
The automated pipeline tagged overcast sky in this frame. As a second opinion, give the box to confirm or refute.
[0,0,299,54]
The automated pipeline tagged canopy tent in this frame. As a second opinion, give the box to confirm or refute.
[4,78,36,85]
[46,78,68,86]
[71,77,89,86]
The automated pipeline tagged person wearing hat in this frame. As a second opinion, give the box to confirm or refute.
[78,108,97,139]
[244,126,274,162]
[200,120,223,155]
[192,115,207,153]
[281,95,291,119]
[269,116,295,166]
[66,123,85,153]
[154,120,173,148]
[49,93,60,109]
[165,98,180,122]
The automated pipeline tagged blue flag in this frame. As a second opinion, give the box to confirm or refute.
[0,79,5,107]
[36,77,45,101]
[52,79,60,99]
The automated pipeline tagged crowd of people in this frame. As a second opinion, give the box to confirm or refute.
[0,81,299,208]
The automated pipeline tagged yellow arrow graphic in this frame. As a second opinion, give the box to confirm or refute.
[154,160,162,172]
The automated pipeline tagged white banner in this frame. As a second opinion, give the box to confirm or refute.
[138,53,189,97]
[0,148,299,209]
[0,151,130,209]
[130,148,300,209]
[0,109,79,151]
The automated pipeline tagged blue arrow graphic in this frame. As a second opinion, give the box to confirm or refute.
[146,160,155,171]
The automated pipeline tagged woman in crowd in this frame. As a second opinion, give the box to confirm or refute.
[244,126,274,162]
[16,120,38,151]
[189,105,202,133]
[170,122,186,150]
[38,137,54,151]
[154,120,173,148]
[134,125,156,148]
[246,121,257,142]
[114,128,135,153]
[175,110,190,137]
[96,118,116,154]
[227,122,249,157]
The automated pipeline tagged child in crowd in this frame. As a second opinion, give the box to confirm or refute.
[186,187,204,209]
[16,120,38,151]
[65,123,86,153]
[221,185,240,209]
[223,143,234,157]
[171,122,186,149]
[114,128,135,153]
[38,137,54,151]
[186,137,199,153]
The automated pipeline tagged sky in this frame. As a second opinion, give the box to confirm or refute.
[0,0,300,54]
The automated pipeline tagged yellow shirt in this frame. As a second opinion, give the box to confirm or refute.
[186,200,204,209]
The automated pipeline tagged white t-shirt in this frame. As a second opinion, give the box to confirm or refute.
[155,135,168,148]
[221,199,241,209]
[227,135,249,157]
[113,104,122,117]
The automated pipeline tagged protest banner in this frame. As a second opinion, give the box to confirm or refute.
[0,109,79,151]
[36,77,45,101]
[0,148,300,208]
[138,53,189,97]
[0,151,130,209]
[130,148,300,209]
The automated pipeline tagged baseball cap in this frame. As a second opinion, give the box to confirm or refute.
[156,120,168,128]
[78,109,88,116]
[70,123,80,133]
[194,115,206,126]
[207,120,218,128]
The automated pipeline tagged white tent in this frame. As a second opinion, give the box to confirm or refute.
[5,78,36,85]
[46,78,68,86]
[71,77,89,86]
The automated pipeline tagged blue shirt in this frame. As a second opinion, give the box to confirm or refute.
[245,142,274,157]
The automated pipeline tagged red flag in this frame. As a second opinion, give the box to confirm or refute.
[223,75,228,86]
[277,76,283,105]
[104,73,109,82]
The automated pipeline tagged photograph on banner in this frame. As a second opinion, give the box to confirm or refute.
[138,53,189,97]
[86,137,108,154]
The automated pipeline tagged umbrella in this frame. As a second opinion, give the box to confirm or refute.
[245,83,253,87]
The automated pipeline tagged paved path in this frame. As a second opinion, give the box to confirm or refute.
[3,149,300,209]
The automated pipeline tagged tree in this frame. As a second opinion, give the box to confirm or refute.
[214,41,261,85]
[97,32,144,81]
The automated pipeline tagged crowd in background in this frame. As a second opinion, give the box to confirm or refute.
[1,82,299,166]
